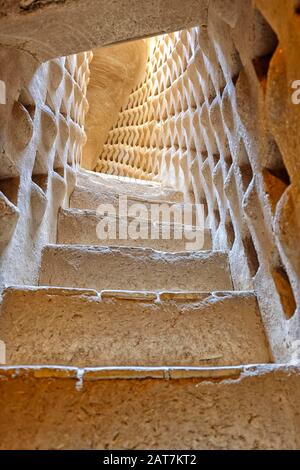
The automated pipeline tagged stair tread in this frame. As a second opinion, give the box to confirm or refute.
[0,364,299,450]
[70,185,202,227]
[77,171,184,202]
[39,244,232,292]
[79,169,163,187]
[0,286,270,368]
[57,208,212,251]
[72,184,188,208]
[60,207,201,226]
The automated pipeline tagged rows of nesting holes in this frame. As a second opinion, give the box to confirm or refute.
[188,40,242,246]
[228,139,258,276]
[235,128,295,319]
[237,134,295,314]
[264,136,295,319]
[249,13,296,319]
[247,5,298,322]
[18,88,68,224]
[20,84,49,199]
[105,29,234,180]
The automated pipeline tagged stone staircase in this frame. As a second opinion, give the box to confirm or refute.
[57,172,211,251]
[1,171,300,449]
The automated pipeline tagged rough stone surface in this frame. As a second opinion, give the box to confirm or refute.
[0,287,270,367]
[0,1,209,62]
[39,245,232,292]
[57,208,212,252]
[77,170,184,202]
[70,184,198,219]
[0,365,299,450]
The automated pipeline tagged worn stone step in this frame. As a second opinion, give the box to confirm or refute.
[77,170,184,202]
[57,208,212,251]
[39,245,232,292]
[70,185,200,225]
[0,287,270,367]
[0,364,299,449]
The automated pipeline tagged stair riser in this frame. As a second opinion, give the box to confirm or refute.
[71,186,199,225]
[39,246,232,292]
[0,288,270,367]
[0,367,299,449]
[57,209,212,251]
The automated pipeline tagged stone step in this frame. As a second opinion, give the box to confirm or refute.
[77,170,184,202]
[0,364,299,449]
[39,245,232,292]
[79,169,163,187]
[70,185,200,226]
[0,286,270,367]
[57,208,212,251]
